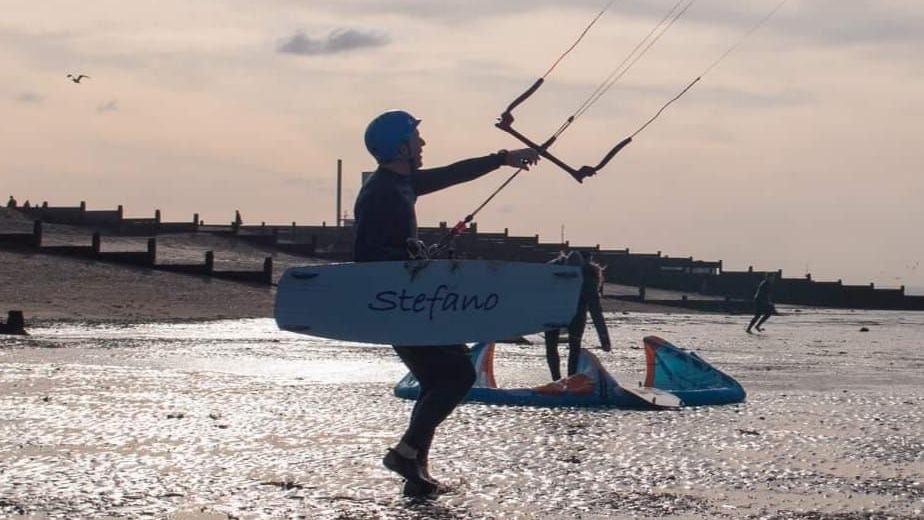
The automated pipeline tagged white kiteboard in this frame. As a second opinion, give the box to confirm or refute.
[613,372,683,409]
[275,260,582,346]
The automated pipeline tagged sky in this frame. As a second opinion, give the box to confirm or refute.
[1,0,923,292]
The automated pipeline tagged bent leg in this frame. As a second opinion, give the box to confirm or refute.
[393,345,475,455]
[746,312,761,332]
[755,311,772,329]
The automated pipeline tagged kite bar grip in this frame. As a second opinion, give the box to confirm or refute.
[570,137,633,182]
[593,136,633,171]
[505,78,544,114]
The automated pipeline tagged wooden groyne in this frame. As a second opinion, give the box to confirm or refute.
[0,220,272,286]
[12,200,200,235]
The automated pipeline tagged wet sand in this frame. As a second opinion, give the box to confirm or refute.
[1,311,922,519]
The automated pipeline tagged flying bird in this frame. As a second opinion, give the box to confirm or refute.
[66,74,90,84]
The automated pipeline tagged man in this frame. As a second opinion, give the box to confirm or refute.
[544,251,611,381]
[746,273,775,333]
[353,110,539,496]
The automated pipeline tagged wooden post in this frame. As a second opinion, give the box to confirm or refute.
[154,209,162,224]
[147,238,157,265]
[205,251,214,273]
[32,220,43,247]
[1,310,27,335]
[263,257,273,285]
[193,213,199,225]
[117,205,124,222]
[92,232,101,254]
[336,159,343,227]
[80,201,86,211]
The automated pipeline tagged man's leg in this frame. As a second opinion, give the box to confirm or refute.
[387,346,439,494]
[388,345,474,493]
[755,310,772,331]
[746,310,761,333]
[401,345,474,449]
[544,330,562,381]
[567,301,588,377]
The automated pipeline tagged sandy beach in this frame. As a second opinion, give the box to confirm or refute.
[2,303,923,519]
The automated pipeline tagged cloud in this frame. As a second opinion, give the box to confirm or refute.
[15,92,43,104]
[277,28,390,56]
[310,1,924,46]
[96,99,119,113]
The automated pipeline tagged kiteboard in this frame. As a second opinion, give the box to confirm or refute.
[275,260,582,346]
[618,378,683,409]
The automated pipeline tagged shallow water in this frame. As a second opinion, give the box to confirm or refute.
[1,309,923,519]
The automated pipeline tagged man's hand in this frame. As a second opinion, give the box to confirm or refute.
[504,148,540,170]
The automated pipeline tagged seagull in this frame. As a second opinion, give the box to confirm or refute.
[66,74,90,84]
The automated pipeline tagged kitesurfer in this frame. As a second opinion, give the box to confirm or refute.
[544,251,612,381]
[353,109,539,496]
[746,273,775,333]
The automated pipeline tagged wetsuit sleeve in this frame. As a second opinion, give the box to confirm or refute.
[411,154,505,196]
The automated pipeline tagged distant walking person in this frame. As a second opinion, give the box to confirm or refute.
[544,251,612,380]
[6,195,16,208]
[746,274,775,333]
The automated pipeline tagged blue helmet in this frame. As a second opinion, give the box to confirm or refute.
[364,110,421,163]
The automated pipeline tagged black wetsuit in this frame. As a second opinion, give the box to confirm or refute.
[545,262,611,380]
[747,279,774,332]
[353,154,504,458]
